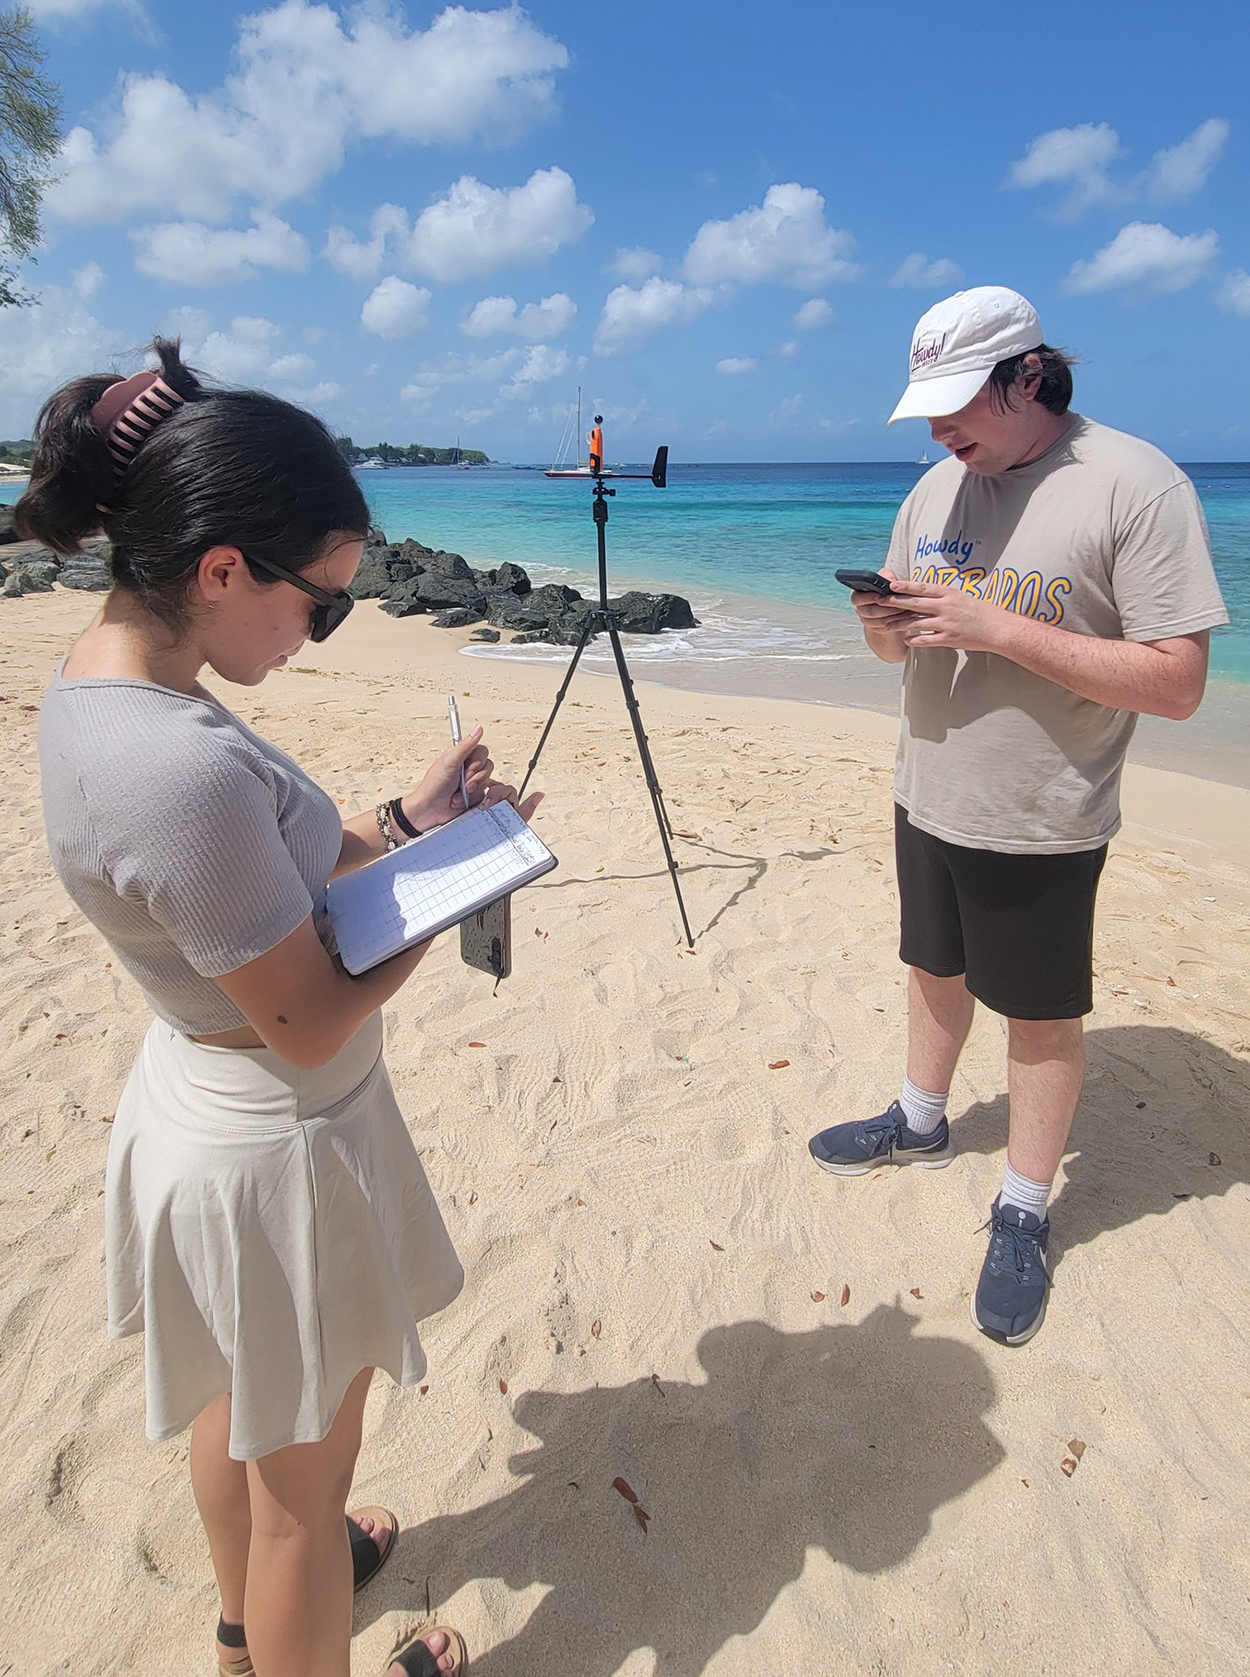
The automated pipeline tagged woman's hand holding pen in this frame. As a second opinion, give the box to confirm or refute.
[400,727,544,833]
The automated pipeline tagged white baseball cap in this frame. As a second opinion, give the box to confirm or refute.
[888,286,1043,423]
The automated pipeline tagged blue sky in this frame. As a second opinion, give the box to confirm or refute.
[3,0,1248,461]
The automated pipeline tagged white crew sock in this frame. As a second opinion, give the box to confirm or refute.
[1000,1161,1052,1221]
[898,1077,948,1136]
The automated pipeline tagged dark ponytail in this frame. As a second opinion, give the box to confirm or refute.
[15,338,369,631]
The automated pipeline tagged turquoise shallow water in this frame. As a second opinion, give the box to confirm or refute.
[4,458,1247,670]
[4,459,1248,712]
[354,459,1250,684]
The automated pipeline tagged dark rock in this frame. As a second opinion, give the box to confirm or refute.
[0,506,19,544]
[418,548,476,583]
[413,574,486,613]
[543,600,599,645]
[494,561,530,596]
[350,543,399,599]
[485,582,582,632]
[1,558,59,596]
[430,606,484,628]
[469,627,500,642]
[57,547,112,590]
[378,595,425,618]
[608,590,698,633]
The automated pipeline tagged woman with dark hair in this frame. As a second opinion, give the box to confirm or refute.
[20,340,538,1676]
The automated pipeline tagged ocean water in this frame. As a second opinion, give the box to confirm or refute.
[5,457,1248,704]
[350,459,1250,683]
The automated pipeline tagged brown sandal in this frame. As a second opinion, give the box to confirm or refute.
[387,1625,468,1676]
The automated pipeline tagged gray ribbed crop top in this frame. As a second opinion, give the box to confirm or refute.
[38,667,344,1034]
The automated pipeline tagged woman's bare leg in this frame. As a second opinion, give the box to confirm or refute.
[190,1392,251,1661]
[242,1366,375,1677]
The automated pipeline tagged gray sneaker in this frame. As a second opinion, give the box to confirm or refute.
[808,1100,952,1176]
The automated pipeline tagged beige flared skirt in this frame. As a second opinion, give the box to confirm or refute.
[105,1012,463,1460]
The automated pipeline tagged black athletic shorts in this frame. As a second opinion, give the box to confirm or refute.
[894,804,1108,1020]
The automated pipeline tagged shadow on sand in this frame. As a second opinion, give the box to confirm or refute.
[944,1022,1248,1253]
[364,1308,1003,1675]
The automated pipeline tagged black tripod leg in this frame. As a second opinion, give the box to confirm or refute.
[604,623,695,947]
[518,619,597,799]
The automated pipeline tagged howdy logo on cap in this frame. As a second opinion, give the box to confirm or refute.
[910,332,947,377]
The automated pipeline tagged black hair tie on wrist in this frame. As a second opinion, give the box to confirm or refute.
[389,798,421,840]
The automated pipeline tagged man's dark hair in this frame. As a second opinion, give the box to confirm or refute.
[987,345,1075,416]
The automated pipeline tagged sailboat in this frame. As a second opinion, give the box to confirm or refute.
[916,449,931,465]
[545,387,615,478]
[451,436,472,469]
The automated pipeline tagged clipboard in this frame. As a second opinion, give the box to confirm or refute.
[326,802,555,975]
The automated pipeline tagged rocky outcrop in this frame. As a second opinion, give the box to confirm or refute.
[354,527,697,647]
[0,520,699,647]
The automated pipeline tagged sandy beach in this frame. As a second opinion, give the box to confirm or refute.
[2,588,1247,1676]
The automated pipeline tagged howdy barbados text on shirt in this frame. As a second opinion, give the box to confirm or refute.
[885,417,1228,855]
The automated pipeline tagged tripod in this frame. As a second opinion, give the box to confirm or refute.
[519,454,694,947]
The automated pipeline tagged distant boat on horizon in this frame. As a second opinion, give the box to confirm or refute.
[917,449,931,465]
[357,456,389,469]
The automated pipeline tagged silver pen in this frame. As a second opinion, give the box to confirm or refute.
[448,694,470,812]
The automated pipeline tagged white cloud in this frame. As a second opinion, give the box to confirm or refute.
[1217,270,1250,317]
[609,246,662,281]
[1063,221,1219,294]
[715,357,757,375]
[47,1,570,227]
[792,297,833,329]
[0,285,118,431]
[1008,122,1122,217]
[174,313,337,407]
[462,292,576,340]
[683,184,858,289]
[1010,118,1230,220]
[769,394,804,426]
[504,344,570,394]
[778,339,799,358]
[131,213,310,284]
[1142,118,1231,202]
[266,352,315,380]
[890,253,962,290]
[72,261,106,297]
[361,276,432,339]
[324,203,409,280]
[594,276,715,354]
[404,168,592,282]
[399,347,522,404]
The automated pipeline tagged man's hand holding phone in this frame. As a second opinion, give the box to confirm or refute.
[837,566,922,628]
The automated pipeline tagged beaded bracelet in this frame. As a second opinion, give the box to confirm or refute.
[374,801,399,852]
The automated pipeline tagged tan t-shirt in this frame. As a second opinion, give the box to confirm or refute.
[887,416,1228,854]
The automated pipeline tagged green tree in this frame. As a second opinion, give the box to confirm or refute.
[1,7,63,307]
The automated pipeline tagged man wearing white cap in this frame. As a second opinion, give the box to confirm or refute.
[809,286,1227,1346]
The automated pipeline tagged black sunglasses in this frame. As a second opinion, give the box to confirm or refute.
[242,551,355,643]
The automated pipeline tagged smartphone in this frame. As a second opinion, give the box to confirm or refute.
[834,568,896,596]
[460,895,512,982]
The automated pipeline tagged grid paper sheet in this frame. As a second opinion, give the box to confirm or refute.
[327,803,555,974]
